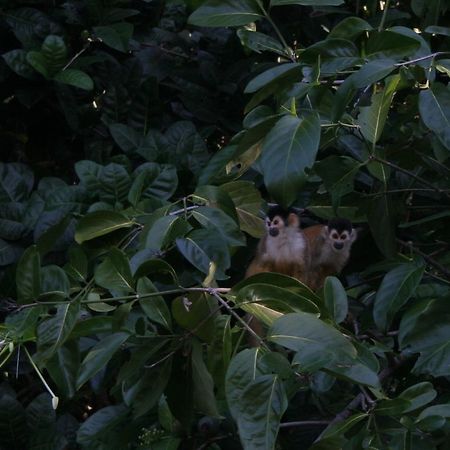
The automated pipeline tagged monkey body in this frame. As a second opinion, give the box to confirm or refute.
[245,208,310,284]
[304,219,356,290]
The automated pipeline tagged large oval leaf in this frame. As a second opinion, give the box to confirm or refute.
[373,260,425,332]
[419,82,450,151]
[75,211,134,244]
[259,114,321,207]
[237,374,288,450]
[268,312,357,363]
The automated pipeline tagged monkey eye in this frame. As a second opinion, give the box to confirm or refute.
[273,219,279,225]
[341,233,348,240]
[331,233,339,239]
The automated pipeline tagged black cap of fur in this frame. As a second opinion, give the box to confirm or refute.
[328,217,352,233]
[266,206,298,224]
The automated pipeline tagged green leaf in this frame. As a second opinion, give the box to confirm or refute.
[245,63,301,94]
[0,239,22,266]
[36,302,81,362]
[188,0,263,27]
[260,114,321,207]
[317,413,367,442]
[268,313,357,363]
[0,163,34,202]
[54,69,94,91]
[325,360,380,388]
[40,265,70,300]
[192,340,219,416]
[176,229,230,279]
[398,382,437,413]
[419,82,450,150]
[26,393,55,432]
[16,245,41,304]
[192,206,246,247]
[77,332,130,389]
[98,163,131,204]
[137,277,172,331]
[46,344,79,398]
[3,49,35,79]
[93,23,134,52]
[315,156,362,209]
[77,405,129,445]
[237,375,288,450]
[225,349,264,420]
[36,215,71,257]
[367,193,397,258]
[94,248,135,293]
[144,216,192,250]
[399,299,450,377]
[237,29,289,57]
[357,75,401,145]
[221,181,265,238]
[172,292,217,342]
[0,395,28,449]
[109,123,142,154]
[41,35,67,76]
[271,0,343,4]
[75,211,134,244]
[236,283,319,316]
[329,17,372,40]
[133,258,178,284]
[26,51,49,78]
[64,246,88,283]
[366,31,421,59]
[323,277,348,323]
[130,163,178,203]
[373,260,425,332]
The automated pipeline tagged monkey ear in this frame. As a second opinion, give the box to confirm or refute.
[287,213,300,227]
[350,227,359,242]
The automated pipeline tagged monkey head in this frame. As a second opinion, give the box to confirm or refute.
[265,206,300,237]
[324,218,356,251]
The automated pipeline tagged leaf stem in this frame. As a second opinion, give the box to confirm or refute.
[369,155,450,199]
[378,0,391,32]
[23,346,59,408]
[255,0,295,62]
[395,51,450,67]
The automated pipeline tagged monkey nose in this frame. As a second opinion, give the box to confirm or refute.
[269,228,279,237]
[334,242,344,250]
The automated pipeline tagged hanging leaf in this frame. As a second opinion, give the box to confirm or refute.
[260,114,321,207]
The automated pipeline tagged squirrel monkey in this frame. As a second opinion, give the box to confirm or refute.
[244,206,310,346]
[304,218,356,291]
[245,206,310,284]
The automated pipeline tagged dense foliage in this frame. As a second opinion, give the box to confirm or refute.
[1,0,450,448]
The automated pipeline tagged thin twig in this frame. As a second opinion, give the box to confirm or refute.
[395,52,450,67]
[397,239,450,280]
[279,420,330,428]
[378,0,391,32]
[139,42,194,60]
[369,155,450,199]
[62,45,89,71]
[207,289,270,351]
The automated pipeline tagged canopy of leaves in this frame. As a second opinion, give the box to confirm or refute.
[1,0,450,449]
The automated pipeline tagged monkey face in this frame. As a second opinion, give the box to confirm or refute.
[327,227,355,251]
[265,215,285,237]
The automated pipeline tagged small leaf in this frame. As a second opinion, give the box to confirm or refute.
[357,75,401,145]
[94,248,135,293]
[237,29,289,57]
[323,277,348,323]
[54,69,94,91]
[16,245,41,304]
[77,333,129,389]
[373,260,425,332]
[109,123,142,153]
[93,23,134,52]
[75,211,134,244]
[137,277,172,331]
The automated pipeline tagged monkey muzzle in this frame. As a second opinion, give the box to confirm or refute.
[269,228,279,237]
[334,242,344,250]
